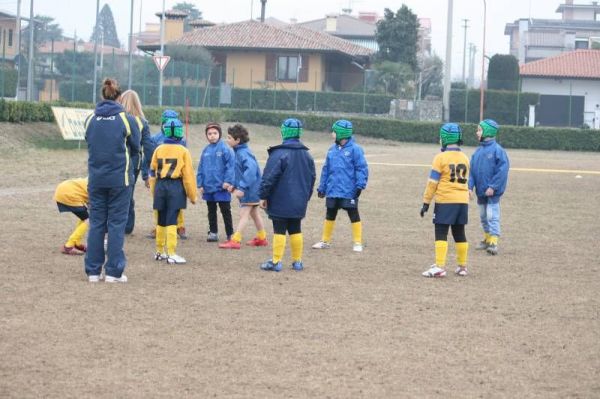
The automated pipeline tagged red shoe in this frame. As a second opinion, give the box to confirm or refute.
[218,240,241,249]
[74,243,87,253]
[61,245,84,255]
[246,237,269,247]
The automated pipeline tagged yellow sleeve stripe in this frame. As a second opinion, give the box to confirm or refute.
[134,116,144,132]
[119,112,131,137]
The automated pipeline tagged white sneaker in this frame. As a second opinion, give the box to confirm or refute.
[455,266,468,276]
[312,241,331,249]
[154,252,167,261]
[88,275,101,283]
[422,265,446,278]
[352,242,363,252]
[167,254,187,264]
[105,274,128,283]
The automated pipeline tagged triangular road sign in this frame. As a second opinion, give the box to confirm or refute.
[153,55,171,71]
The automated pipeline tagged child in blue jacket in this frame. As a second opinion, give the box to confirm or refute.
[312,119,369,252]
[469,119,510,255]
[219,124,268,249]
[197,122,235,242]
[259,118,316,272]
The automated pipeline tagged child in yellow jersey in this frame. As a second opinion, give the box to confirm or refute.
[150,119,197,264]
[420,123,470,277]
[54,177,89,255]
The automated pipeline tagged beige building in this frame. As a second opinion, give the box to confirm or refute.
[0,11,18,62]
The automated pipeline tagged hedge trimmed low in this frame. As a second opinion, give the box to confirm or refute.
[2,100,598,152]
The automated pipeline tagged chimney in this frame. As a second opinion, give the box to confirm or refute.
[325,14,338,32]
[260,0,267,22]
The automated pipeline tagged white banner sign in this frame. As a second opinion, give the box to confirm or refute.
[51,107,93,141]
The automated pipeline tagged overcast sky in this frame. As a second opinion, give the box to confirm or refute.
[16,0,563,78]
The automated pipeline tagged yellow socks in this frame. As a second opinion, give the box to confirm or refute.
[272,234,286,263]
[66,220,88,247]
[351,221,362,244]
[177,210,184,229]
[435,240,448,267]
[488,235,498,245]
[483,232,491,243]
[257,229,267,240]
[231,231,242,243]
[322,220,335,242]
[156,226,166,253]
[290,233,303,262]
[153,210,158,225]
[166,225,178,256]
[456,242,469,266]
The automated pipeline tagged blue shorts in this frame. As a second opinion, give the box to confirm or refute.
[57,202,89,220]
[326,197,359,209]
[203,190,231,202]
[433,203,468,225]
[153,179,187,211]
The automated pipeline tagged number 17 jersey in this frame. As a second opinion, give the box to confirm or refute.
[423,148,470,204]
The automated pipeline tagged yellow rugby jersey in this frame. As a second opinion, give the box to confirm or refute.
[150,143,198,202]
[54,178,88,207]
[422,148,470,204]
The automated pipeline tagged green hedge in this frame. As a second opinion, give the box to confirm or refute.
[0,68,17,97]
[450,89,539,126]
[2,101,598,151]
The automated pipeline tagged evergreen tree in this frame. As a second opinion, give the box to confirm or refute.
[20,15,63,48]
[173,2,202,32]
[487,54,519,91]
[90,4,121,48]
[375,5,419,71]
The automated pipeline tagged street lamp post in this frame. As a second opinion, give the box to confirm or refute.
[92,0,99,102]
[158,0,165,106]
[26,0,34,101]
[479,0,487,121]
[443,0,453,122]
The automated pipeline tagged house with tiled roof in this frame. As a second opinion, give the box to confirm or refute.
[520,50,600,127]
[138,16,374,92]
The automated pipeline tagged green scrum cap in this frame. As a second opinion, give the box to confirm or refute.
[163,118,184,139]
[281,118,303,139]
[332,119,353,140]
[439,123,462,147]
[479,119,499,138]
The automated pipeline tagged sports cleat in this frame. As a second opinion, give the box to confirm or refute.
[105,274,128,283]
[422,265,447,278]
[260,260,282,272]
[311,241,331,249]
[146,229,156,239]
[166,254,187,264]
[246,237,269,247]
[455,266,468,276]
[154,252,167,261]
[207,232,219,242]
[177,227,188,240]
[88,275,101,283]
[291,261,304,271]
[352,242,363,252]
[61,245,84,255]
[475,240,489,250]
[74,243,87,252]
[218,240,241,249]
[486,244,498,255]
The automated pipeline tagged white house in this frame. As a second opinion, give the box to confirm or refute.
[520,49,600,128]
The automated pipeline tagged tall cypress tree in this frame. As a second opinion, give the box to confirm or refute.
[90,4,121,48]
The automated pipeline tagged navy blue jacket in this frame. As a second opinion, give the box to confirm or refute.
[317,137,368,199]
[469,139,510,200]
[233,143,261,203]
[197,140,235,193]
[259,139,316,219]
[130,117,154,181]
[85,100,140,188]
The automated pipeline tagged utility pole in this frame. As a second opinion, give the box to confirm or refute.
[158,0,165,106]
[461,19,469,84]
[128,0,134,89]
[26,0,34,101]
[479,0,487,121]
[468,43,476,88]
[92,0,99,102]
[443,0,453,122]
[15,0,21,99]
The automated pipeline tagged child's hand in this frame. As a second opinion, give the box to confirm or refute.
[259,199,267,209]
[198,187,204,195]
[469,190,474,200]
[317,191,325,199]
[485,187,495,197]
[223,182,232,191]
[233,189,244,199]
[420,203,429,218]
[227,185,235,193]
[144,179,150,189]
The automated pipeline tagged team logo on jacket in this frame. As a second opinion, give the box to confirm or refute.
[96,116,116,121]
[216,151,223,157]
[344,151,351,157]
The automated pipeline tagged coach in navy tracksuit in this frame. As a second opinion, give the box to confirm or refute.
[84,78,140,283]
[258,118,316,272]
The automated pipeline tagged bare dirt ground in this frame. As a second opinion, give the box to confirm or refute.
[0,122,599,398]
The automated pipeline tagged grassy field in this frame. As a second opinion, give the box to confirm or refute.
[0,122,599,398]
